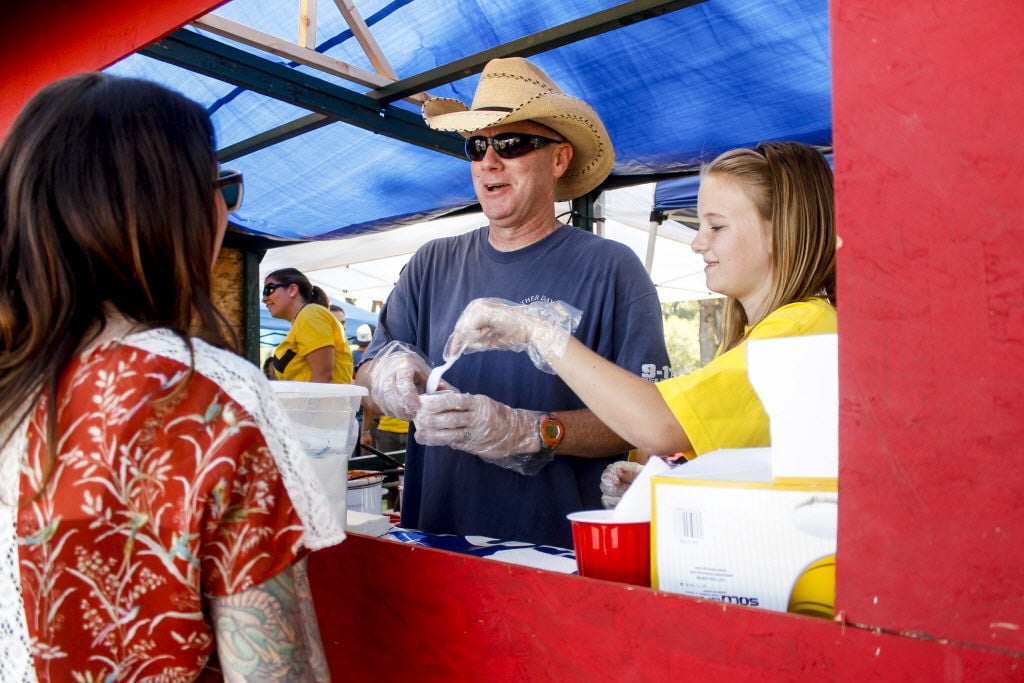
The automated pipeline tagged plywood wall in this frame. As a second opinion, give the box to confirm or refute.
[211,246,247,355]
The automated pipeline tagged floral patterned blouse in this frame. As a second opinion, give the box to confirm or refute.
[1,326,346,682]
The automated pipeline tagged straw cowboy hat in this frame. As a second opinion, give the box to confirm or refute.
[422,57,614,201]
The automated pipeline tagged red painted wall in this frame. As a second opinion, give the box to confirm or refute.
[832,0,1024,650]
[0,0,224,135]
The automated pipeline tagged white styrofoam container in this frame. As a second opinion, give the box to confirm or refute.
[346,509,391,536]
[746,333,838,480]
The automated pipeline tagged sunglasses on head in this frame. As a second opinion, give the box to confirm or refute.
[262,282,290,297]
[215,169,244,212]
[464,133,563,162]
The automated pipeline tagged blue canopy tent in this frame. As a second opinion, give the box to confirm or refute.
[101,0,831,245]
[654,174,702,214]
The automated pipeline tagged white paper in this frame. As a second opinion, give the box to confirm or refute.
[666,447,772,482]
[611,457,671,522]
[746,334,838,479]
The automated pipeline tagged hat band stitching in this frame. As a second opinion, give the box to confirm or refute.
[480,71,558,93]
[546,113,609,177]
[472,74,557,113]
[469,91,554,124]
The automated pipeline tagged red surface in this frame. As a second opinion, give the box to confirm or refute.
[0,0,225,135]
[309,535,1022,681]
[3,0,1024,675]
[832,0,1024,650]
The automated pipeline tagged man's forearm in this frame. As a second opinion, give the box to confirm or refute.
[551,408,632,458]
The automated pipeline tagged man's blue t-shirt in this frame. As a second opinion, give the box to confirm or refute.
[365,225,670,547]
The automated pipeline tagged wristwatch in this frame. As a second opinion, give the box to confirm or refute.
[537,413,565,456]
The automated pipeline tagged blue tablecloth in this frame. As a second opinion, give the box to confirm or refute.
[385,528,578,574]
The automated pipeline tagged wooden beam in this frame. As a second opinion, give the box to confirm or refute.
[332,0,398,80]
[192,14,426,104]
[298,0,317,48]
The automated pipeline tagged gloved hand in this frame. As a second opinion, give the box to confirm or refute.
[447,298,581,374]
[366,341,432,422]
[413,391,552,475]
[600,460,643,509]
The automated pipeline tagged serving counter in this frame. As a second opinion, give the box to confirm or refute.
[307,533,1020,681]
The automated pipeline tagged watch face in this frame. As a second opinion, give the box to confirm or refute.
[541,415,564,446]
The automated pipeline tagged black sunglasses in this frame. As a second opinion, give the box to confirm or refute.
[262,282,290,297]
[215,169,244,212]
[464,133,563,162]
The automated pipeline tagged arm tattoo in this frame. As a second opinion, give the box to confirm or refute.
[293,558,331,681]
[211,561,331,682]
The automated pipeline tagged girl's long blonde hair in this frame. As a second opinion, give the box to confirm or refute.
[703,142,836,352]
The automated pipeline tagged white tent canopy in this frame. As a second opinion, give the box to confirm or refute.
[258,184,719,310]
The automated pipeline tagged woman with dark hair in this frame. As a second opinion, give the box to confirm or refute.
[0,72,340,681]
[431,141,836,484]
[263,267,353,383]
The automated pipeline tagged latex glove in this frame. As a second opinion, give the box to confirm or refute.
[447,298,581,374]
[366,341,432,422]
[413,391,551,475]
[600,460,643,509]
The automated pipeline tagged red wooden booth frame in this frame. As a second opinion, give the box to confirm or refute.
[2,0,1021,679]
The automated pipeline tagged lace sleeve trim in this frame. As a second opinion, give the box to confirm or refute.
[0,415,35,682]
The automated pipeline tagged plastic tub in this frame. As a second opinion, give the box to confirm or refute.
[270,381,367,455]
[271,381,368,526]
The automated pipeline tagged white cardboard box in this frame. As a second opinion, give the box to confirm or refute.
[651,448,837,611]
[651,334,839,612]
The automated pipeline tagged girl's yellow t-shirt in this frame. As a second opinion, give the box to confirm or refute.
[656,298,837,459]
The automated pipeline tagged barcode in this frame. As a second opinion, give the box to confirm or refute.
[675,509,704,540]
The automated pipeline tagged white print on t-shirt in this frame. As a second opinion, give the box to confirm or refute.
[642,363,673,381]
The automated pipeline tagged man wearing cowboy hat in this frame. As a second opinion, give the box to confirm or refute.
[356,57,668,548]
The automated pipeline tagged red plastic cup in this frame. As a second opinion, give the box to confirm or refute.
[567,509,651,587]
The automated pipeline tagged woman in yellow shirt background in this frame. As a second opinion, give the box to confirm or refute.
[263,267,353,383]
